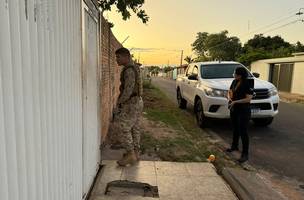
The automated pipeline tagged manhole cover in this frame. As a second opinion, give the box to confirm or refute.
[105,180,159,198]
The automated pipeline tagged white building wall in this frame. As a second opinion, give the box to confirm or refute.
[291,62,304,94]
[0,0,100,199]
[250,61,270,81]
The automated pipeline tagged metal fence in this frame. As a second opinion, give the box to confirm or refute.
[0,0,102,199]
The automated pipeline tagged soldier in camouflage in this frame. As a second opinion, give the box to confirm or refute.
[114,47,143,166]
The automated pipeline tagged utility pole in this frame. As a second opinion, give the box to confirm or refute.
[296,8,303,16]
[180,50,184,67]
[296,8,304,21]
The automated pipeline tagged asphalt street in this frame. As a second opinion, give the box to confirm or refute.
[151,77,304,183]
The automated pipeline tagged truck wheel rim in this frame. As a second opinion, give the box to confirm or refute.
[177,91,181,104]
[196,102,203,123]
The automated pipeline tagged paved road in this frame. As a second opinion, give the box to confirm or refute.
[152,77,304,183]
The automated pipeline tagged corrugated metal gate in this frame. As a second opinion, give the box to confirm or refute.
[0,0,102,199]
[270,63,294,92]
[81,1,101,198]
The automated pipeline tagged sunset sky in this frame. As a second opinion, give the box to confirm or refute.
[107,0,304,66]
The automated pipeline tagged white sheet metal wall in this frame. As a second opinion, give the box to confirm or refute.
[82,2,101,197]
[250,61,270,81]
[0,0,94,199]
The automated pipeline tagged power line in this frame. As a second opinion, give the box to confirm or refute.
[246,14,296,36]
[245,8,300,35]
[203,9,303,51]
[121,36,130,44]
[261,19,301,35]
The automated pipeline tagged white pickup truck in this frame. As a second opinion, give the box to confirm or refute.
[176,61,279,127]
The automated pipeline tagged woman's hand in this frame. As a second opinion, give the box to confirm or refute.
[228,90,233,101]
[231,95,253,105]
[230,101,237,108]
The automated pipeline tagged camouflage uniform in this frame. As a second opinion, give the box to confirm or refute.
[114,62,143,152]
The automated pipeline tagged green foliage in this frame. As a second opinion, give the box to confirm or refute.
[244,34,291,52]
[163,66,173,73]
[193,54,212,62]
[191,31,304,66]
[192,32,209,56]
[293,41,304,52]
[239,34,300,65]
[142,86,239,169]
[147,66,160,76]
[147,66,160,72]
[237,49,271,67]
[192,30,242,61]
[143,80,153,89]
[98,0,149,24]
[271,46,293,58]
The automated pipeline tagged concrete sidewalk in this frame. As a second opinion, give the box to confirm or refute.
[89,160,237,200]
[279,92,304,103]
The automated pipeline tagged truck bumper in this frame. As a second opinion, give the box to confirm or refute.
[203,95,280,119]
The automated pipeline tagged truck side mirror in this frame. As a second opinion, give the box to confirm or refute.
[252,72,260,78]
[188,74,198,80]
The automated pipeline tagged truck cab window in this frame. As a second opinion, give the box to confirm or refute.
[193,66,198,76]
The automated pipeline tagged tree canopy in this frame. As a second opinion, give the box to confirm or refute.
[192,30,242,61]
[163,66,174,73]
[98,0,149,24]
[191,31,304,66]
[244,34,291,52]
[239,34,299,66]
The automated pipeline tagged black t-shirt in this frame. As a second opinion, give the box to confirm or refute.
[230,79,254,109]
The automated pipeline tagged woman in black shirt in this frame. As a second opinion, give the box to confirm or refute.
[227,67,253,163]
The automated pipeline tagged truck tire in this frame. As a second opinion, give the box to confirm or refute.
[195,98,208,128]
[252,117,274,126]
[177,89,187,109]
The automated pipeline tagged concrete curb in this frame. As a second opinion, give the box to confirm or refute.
[222,168,287,200]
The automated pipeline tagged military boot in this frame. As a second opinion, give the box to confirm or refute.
[117,150,137,166]
[123,148,140,161]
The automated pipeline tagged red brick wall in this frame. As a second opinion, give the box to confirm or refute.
[99,16,122,141]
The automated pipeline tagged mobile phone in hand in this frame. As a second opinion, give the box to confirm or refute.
[228,100,232,110]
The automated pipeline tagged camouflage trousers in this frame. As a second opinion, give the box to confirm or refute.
[112,97,144,152]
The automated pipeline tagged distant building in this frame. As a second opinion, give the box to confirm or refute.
[158,72,165,77]
[171,64,188,80]
[251,52,304,95]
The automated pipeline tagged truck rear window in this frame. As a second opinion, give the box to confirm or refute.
[201,64,252,79]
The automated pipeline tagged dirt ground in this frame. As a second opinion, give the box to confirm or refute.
[140,83,304,199]
[105,83,304,199]
[142,116,178,139]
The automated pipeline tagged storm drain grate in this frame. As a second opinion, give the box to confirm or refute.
[105,180,159,198]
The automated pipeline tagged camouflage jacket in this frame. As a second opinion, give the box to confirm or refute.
[117,62,142,106]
